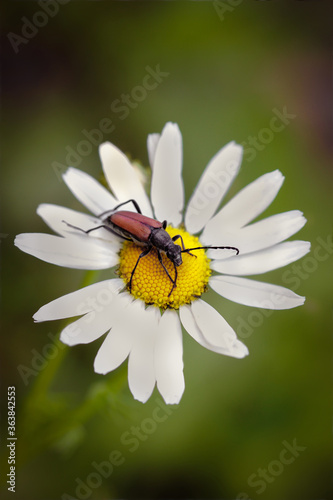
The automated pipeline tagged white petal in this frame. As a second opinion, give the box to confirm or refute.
[203,210,307,255]
[14,233,118,269]
[94,327,132,375]
[191,300,249,357]
[93,294,136,374]
[185,141,243,234]
[180,304,223,354]
[98,142,153,217]
[180,303,248,359]
[211,241,311,275]
[210,275,305,309]
[60,290,130,346]
[155,310,184,405]
[150,122,184,226]
[128,302,160,403]
[37,204,120,245]
[203,170,284,235]
[180,304,207,347]
[33,279,124,322]
[147,133,160,168]
[60,310,111,346]
[62,167,117,216]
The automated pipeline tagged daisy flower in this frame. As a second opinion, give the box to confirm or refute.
[15,122,310,404]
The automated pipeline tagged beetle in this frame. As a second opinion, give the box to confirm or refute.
[63,199,239,296]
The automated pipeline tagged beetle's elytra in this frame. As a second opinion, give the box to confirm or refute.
[63,199,239,297]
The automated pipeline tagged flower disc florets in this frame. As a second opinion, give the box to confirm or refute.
[118,226,211,309]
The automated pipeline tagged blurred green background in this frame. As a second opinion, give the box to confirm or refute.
[1,2,332,499]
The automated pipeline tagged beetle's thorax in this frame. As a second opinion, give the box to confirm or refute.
[149,228,183,266]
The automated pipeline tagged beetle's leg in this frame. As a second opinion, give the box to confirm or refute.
[62,220,107,235]
[168,264,177,297]
[129,246,152,292]
[156,250,178,295]
[171,234,185,250]
[172,234,196,257]
[62,220,132,241]
[98,199,142,219]
[156,250,175,284]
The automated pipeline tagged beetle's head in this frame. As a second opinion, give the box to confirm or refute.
[166,243,182,267]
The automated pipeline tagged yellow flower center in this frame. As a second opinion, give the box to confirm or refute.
[118,226,211,309]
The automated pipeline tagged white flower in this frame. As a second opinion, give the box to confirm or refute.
[15,122,310,404]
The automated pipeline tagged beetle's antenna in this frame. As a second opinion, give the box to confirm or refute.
[182,246,239,255]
